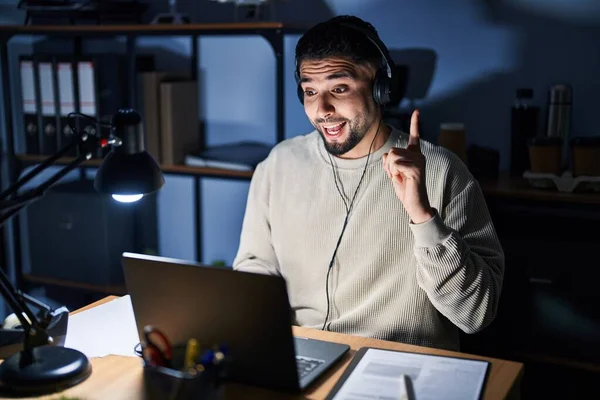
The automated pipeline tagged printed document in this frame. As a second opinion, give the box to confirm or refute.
[331,348,488,400]
[64,295,140,358]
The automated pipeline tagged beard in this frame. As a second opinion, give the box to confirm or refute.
[314,112,373,156]
[321,124,362,156]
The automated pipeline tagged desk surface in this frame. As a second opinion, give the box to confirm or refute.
[27,296,523,400]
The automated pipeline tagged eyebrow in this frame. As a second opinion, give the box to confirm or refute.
[299,71,356,84]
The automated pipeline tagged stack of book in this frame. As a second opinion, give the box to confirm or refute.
[184,141,272,172]
[137,71,199,165]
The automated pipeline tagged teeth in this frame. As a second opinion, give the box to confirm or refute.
[324,122,344,129]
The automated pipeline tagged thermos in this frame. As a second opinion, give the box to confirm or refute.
[546,84,572,139]
[545,84,572,170]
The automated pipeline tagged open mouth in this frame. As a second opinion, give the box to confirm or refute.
[322,121,347,137]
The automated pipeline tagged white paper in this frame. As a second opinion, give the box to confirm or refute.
[331,348,488,400]
[64,295,140,358]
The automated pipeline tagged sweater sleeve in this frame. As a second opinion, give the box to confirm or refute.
[409,176,505,334]
[232,161,281,276]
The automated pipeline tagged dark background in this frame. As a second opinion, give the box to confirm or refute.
[1,0,600,398]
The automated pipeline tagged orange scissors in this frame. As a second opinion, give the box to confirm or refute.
[141,325,173,368]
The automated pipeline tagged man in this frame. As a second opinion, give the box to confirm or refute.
[233,15,504,351]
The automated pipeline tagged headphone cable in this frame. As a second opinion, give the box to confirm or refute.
[322,119,382,331]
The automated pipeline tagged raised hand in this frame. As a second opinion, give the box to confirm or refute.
[382,110,434,224]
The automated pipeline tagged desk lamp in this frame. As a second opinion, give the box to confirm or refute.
[0,108,164,395]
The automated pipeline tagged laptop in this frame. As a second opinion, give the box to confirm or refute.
[121,252,350,392]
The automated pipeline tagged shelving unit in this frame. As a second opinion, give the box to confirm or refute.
[0,22,305,293]
[16,154,255,180]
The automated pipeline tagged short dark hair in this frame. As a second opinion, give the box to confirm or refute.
[295,15,384,75]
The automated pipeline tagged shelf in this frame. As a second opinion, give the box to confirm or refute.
[0,22,307,38]
[16,153,254,180]
[23,273,127,295]
[1,21,285,296]
[480,173,600,205]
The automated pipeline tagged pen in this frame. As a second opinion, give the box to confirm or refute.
[184,338,199,371]
[401,374,415,400]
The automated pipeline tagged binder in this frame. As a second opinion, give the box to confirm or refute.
[18,57,40,155]
[27,53,156,159]
[38,60,58,155]
[51,57,63,153]
[91,56,120,159]
[159,80,200,165]
[83,54,155,159]
[56,59,77,154]
[77,59,99,146]
[138,71,190,164]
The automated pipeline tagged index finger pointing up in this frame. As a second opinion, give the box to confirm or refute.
[408,109,421,153]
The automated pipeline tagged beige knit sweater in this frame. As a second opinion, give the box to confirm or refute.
[233,127,504,351]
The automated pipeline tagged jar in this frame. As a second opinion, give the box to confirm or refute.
[571,136,600,177]
[528,137,563,175]
[439,123,467,163]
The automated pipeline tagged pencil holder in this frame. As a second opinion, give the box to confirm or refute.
[142,344,228,400]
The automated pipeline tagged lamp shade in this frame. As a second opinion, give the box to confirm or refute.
[94,150,164,196]
[93,109,165,197]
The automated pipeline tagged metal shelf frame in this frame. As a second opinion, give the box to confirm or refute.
[0,23,305,291]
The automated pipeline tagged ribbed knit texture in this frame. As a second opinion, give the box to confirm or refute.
[233,127,505,351]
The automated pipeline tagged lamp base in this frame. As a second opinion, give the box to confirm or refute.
[0,345,91,396]
[0,307,70,360]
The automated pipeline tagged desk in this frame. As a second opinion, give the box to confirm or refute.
[480,174,600,205]
[25,296,523,400]
[475,174,600,371]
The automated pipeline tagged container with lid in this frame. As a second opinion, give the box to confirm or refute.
[510,88,540,176]
[528,136,563,175]
[571,136,600,177]
[439,122,467,163]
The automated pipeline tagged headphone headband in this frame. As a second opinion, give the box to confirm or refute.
[295,20,396,106]
[338,22,395,81]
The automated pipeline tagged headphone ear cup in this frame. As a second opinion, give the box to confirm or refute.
[372,68,391,106]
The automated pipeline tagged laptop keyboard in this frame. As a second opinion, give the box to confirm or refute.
[296,355,326,379]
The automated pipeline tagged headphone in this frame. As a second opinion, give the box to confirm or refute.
[295,21,396,106]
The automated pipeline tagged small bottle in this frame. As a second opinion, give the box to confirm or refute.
[510,88,540,176]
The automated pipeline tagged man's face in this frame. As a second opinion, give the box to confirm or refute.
[299,57,378,158]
